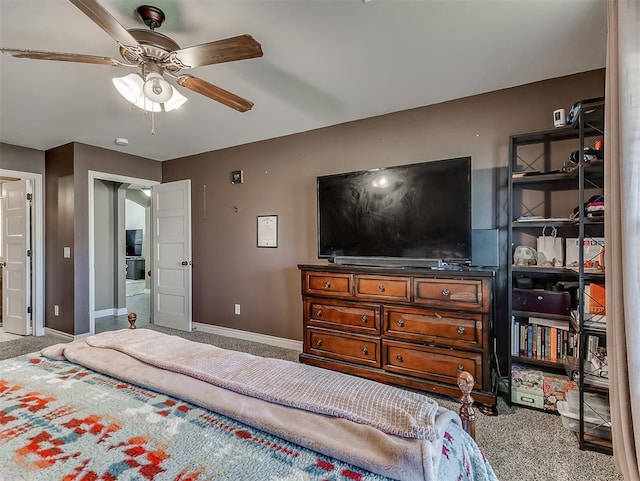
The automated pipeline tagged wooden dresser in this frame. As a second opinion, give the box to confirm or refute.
[298,264,497,411]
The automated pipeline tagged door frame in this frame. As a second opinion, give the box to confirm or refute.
[0,169,44,336]
[87,170,159,335]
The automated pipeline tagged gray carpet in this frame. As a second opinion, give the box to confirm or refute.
[0,325,623,481]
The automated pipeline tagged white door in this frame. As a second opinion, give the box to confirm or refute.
[1,180,31,335]
[151,180,192,331]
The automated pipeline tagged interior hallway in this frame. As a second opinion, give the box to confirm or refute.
[95,281,150,333]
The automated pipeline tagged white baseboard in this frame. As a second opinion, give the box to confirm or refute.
[193,322,302,352]
[94,307,128,318]
[44,327,94,341]
[43,327,75,341]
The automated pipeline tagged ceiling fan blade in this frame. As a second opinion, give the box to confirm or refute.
[68,0,140,48]
[170,35,262,69]
[0,48,127,66]
[176,74,254,112]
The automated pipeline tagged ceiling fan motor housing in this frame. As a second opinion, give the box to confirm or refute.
[136,5,165,30]
[119,29,181,70]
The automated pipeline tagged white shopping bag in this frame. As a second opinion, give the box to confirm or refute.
[537,226,563,267]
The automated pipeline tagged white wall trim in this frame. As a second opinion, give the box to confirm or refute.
[45,327,94,341]
[94,307,128,318]
[193,322,303,352]
[0,169,44,337]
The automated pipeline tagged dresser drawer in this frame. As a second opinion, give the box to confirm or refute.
[355,275,411,302]
[383,306,483,349]
[304,272,352,298]
[305,299,380,335]
[306,328,381,367]
[383,340,483,389]
[414,278,487,312]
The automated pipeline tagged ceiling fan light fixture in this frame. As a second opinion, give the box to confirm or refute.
[143,72,173,103]
[163,87,188,112]
[113,72,188,112]
[112,73,144,104]
[112,73,161,112]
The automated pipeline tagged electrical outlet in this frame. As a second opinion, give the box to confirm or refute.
[234,304,241,315]
[54,305,59,316]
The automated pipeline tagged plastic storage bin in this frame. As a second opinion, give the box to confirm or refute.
[557,401,612,440]
[565,389,610,421]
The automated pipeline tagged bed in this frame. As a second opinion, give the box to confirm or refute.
[0,327,498,481]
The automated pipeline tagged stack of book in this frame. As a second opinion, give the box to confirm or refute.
[511,316,574,361]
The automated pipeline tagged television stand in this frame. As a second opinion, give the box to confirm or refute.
[331,256,445,269]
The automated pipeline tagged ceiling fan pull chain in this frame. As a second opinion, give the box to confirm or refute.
[151,110,156,135]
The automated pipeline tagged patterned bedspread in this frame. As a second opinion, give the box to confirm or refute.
[0,354,497,481]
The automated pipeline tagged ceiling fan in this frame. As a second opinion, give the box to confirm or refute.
[0,0,263,112]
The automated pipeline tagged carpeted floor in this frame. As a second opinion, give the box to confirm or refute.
[0,324,623,481]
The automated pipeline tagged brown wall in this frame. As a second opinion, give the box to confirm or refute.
[0,143,46,173]
[45,144,75,332]
[163,70,606,357]
[45,143,162,335]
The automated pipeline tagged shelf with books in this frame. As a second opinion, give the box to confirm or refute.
[511,315,574,366]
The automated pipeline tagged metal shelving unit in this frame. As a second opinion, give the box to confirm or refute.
[507,98,610,453]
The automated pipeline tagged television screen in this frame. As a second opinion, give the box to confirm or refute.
[317,157,471,263]
[126,229,143,257]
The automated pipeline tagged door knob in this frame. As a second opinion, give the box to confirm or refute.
[181,261,188,266]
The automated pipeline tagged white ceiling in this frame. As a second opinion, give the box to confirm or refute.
[0,0,607,162]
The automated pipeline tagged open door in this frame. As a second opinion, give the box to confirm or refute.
[151,180,192,331]
[1,180,32,335]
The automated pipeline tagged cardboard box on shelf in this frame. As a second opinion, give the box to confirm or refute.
[511,364,544,409]
[511,364,575,411]
[566,237,605,269]
[543,373,577,412]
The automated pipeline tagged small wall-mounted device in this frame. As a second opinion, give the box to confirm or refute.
[231,170,243,184]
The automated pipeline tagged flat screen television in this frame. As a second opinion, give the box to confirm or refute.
[126,229,143,257]
[317,157,471,266]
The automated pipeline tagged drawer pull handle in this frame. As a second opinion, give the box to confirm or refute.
[442,289,451,297]
[316,309,323,317]
[324,281,332,289]
[316,339,323,347]
[361,315,368,323]
[397,319,405,327]
[362,347,369,355]
[457,364,464,372]
[378,285,386,292]
[457,326,466,334]
[396,354,404,362]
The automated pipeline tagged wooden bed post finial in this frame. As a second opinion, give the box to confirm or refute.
[457,371,476,440]
[128,312,137,329]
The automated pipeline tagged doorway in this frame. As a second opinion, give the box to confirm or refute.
[0,170,44,337]
[88,171,159,335]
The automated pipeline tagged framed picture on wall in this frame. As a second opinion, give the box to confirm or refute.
[257,215,278,248]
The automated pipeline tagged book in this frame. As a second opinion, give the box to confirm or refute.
[529,316,570,330]
[585,283,606,315]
